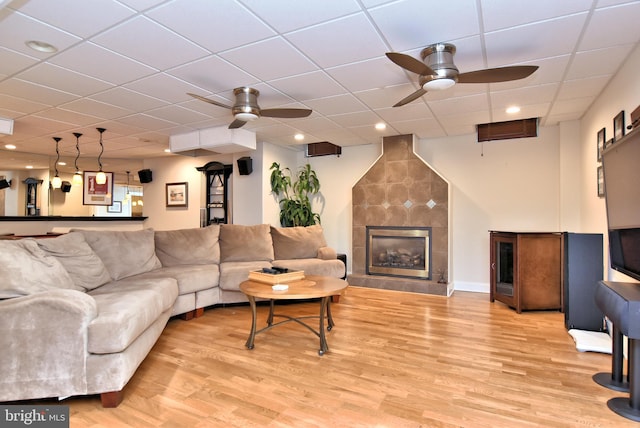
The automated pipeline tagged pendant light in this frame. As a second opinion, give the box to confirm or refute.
[123,171,131,201]
[51,137,62,189]
[95,127,106,185]
[72,132,83,186]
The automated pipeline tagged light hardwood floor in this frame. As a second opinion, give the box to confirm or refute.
[40,287,637,427]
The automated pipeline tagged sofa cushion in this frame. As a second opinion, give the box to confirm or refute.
[134,264,220,296]
[219,224,274,262]
[270,225,327,260]
[87,277,178,354]
[272,258,345,279]
[77,229,161,280]
[155,225,220,266]
[0,239,81,299]
[36,232,112,291]
[219,261,273,292]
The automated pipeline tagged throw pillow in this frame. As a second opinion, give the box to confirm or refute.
[219,224,274,262]
[270,225,327,260]
[77,229,162,280]
[36,232,112,290]
[155,225,220,266]
[0,239,81,299]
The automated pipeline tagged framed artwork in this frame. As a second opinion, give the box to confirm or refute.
[166,182,188,207]
[83,171,113,206]
[597,166,604,198]
[597,127,606,161]
[613,110,625,142]
[107,200,122,213]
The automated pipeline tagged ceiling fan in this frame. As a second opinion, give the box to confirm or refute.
[188,87,312,129]
[386,43,539,107]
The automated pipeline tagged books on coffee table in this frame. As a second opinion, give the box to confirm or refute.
[248,269,305,284]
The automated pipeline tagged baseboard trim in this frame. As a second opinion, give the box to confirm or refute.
[453,281,489,293]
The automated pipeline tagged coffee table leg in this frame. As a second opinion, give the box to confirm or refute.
[245,295,257,350]
[318,296,329,356]
[327,297,335,331]
[267,299,275,326]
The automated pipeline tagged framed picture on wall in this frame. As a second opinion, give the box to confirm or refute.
[83,171,113,206]
[613,110,625,142]
[597,166,604,198]
[166,182,188,207]
[597,127,606,161]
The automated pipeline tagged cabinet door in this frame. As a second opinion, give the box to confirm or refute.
[490,233,517,309]
[518,234,562,311]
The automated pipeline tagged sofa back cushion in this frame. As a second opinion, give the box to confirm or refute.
[219,224,274,262]
[77,229,161,280]
[155,225,220,267]
[36,232,112,291]
[270,225,327,260]
[0,239,81,299]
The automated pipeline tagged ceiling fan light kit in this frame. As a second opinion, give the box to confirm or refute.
[387,42,538,107]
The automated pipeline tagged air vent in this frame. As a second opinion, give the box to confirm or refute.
[477,118,538,142]
[305,141,342,157]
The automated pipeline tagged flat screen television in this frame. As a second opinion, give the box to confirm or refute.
[602,125,640,281]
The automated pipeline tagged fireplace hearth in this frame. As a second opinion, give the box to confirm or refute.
[366,226,431,280]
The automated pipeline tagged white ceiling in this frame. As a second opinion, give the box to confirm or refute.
[1,0,639,175]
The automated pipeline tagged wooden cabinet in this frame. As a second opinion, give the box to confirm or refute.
[490,231,563,313]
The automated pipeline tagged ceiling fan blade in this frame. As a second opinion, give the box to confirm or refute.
[386,52,435,76]
[457,65,539,84]
[393,88,427,107]
[187,93,232,109]
[228,119,247,129]
[260,108,312,119]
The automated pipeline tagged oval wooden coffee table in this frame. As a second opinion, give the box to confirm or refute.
[239,275,348,356]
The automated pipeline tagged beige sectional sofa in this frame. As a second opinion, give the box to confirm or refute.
[0,224,344,407]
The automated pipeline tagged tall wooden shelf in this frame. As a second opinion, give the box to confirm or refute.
[197,161,232,225]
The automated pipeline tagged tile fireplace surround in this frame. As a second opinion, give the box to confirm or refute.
[349,134,450,296]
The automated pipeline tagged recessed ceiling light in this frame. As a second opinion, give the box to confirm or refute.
[5,144,16,150]
[375,122,386,131]
[25,40,58,53]
[294,133,304,141]
[26,165,33,169]
[506,106,521,114]
[58,161,66,166]
[164,148,171,153]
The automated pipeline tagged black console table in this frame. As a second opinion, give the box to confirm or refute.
[594,280,640,421]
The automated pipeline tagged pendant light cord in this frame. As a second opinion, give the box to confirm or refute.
[53,137,61,176]
[73,132,82,172]
[96,128,105,171]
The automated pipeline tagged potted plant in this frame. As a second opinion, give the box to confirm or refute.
[269,162,321,227]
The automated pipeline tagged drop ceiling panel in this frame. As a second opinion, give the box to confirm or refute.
[579,2,640,51]
[240,0,362,33]
[481,0,590,32]
[167,55,259,95]
[286,14,388,68]
[147,0,276,52]
[18,63,114,96]
[369,0,480,52]
[220,37,317,81]
[50,42,156,85]
[16,0,136,38]
[92,16,210,70]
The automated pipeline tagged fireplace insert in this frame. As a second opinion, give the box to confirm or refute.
[366,226,431,280]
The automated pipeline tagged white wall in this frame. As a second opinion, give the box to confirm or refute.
[580,43,640,283]
[415,125,567,291]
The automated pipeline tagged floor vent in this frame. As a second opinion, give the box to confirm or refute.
[477,117,538,142]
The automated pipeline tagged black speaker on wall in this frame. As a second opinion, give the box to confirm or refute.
[0,179,11,189]
[138,169,153,183]
[237,157,252,175]
[61,181,72,193]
